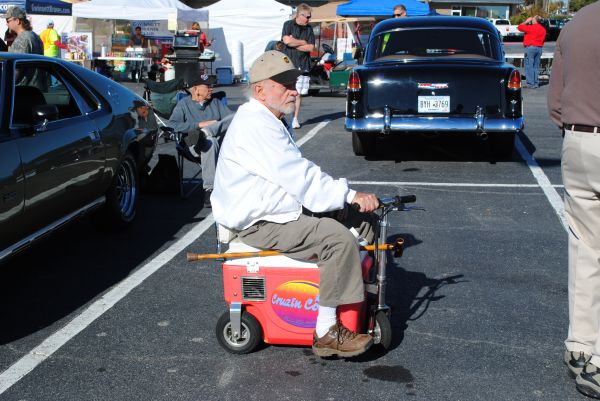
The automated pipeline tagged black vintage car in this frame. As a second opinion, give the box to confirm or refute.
[0,54,158,262]
[346,16,524,157]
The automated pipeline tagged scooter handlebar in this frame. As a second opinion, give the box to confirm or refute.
[379,195,417,207]
[351,194,417,211]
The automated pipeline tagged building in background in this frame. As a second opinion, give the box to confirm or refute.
[181,0,524,19]
[431,0,522,18]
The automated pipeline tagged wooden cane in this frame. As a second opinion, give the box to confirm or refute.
[186,239,404,262]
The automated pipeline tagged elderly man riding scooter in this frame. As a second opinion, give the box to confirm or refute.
[211,51,379,358]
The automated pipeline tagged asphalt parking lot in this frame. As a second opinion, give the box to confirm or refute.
[0,62,586,400]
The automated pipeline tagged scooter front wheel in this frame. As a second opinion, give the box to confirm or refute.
[216,311,262,354]
[373,310,392,350]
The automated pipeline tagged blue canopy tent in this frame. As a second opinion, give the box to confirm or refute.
[0,0,72,15]
[337,0,431,17]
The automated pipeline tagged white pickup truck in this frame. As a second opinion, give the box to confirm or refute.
[489,19,524,40]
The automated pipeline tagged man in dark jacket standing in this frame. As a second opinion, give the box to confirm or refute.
[548,2,600,398]
[282,3,315,129]
[518,15,546,89]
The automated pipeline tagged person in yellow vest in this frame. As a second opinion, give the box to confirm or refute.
[39,20,66,58]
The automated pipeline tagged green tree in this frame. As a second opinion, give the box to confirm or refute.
[570,0,595,11]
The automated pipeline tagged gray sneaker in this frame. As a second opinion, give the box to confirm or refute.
[565,350,592,378]
[577,362,600,399]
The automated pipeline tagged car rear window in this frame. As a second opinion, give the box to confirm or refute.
[367,28,501,62]
[495,20,510,25]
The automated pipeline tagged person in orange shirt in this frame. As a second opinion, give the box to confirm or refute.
[518,15,547,88]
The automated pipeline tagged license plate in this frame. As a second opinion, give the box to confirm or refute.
[418,96,450,113]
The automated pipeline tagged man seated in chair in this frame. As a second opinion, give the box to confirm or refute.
[211,51,379,358]
[167,73,233,206]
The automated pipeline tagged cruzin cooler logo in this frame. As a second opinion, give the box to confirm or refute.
[271,281,319,328]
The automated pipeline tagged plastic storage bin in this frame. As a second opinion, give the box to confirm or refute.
[216,67,234,85]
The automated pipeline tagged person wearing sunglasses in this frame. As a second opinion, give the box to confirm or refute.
[393,4,407,18]
[3,6,43,55]
[281,3,315,129]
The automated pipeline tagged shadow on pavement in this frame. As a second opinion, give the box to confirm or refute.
[518,129,562,168]
[302,111,346,126]
[362,134,521,163]
[0,191,206,344]
[345,232,466,363]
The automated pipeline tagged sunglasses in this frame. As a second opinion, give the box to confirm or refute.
[300,13,311,19]
[6,17,16,23]
[394,13,405,17]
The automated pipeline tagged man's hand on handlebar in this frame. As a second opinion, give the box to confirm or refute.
[351,192,379,213]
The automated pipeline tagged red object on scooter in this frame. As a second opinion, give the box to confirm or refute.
[221,251,372,346]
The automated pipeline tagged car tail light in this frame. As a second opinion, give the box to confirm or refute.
[348,71,361,92]
[508,70,521,90]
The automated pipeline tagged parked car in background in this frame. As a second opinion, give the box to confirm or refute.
[488,18,524,40]
[346,16,524,157]
[0,54,158,262]
[539,18,562,41]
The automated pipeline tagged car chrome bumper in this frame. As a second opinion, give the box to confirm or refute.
[345,116,524,133]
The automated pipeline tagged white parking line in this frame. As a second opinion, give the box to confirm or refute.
[514,136,567,231]
[295,120,331,147]
[350,136,567,232]
[0,119,332,395]
[0,217,215,394]
[349,181,564,188]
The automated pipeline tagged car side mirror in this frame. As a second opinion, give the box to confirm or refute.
[32,104,59,132]
[32,104,59,124]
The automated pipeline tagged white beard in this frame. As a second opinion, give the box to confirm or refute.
[267,96,296,115]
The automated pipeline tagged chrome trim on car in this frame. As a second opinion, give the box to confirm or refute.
[0,197,105,262]
[345,116,524,133]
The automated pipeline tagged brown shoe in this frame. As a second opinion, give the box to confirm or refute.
[312,322,373,358]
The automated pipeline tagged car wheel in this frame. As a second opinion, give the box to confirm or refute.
[216,311,262,354]
[490,132,515,158]
[96,152,139,229]
[352,131,375,156]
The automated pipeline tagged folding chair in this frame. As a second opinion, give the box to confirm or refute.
[143,78,185,135]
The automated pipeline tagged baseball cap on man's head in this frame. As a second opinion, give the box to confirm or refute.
[248,50,302,84]
[4,6,26,19]
[47,19,54,26]
[187,73,216,88]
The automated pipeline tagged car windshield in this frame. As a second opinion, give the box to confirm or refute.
[367,28,501,62]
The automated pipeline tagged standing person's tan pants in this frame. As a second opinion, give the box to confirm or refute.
[238,214,367,307]
[562,127,600,367]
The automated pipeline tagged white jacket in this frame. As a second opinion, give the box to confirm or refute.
[211,98,355,230]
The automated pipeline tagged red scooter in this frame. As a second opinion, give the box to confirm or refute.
[188,195,418,354]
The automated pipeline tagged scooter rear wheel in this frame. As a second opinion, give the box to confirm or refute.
[216,311,262,354]
[374,311,392,350]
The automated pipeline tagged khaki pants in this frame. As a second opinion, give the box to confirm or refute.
[562,128,600,366]
[238,214,371,307]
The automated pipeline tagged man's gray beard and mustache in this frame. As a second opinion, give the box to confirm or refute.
[267,96,296,115]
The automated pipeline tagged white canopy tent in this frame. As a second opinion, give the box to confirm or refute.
[206,0,292,77]
[72,0,208,23]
